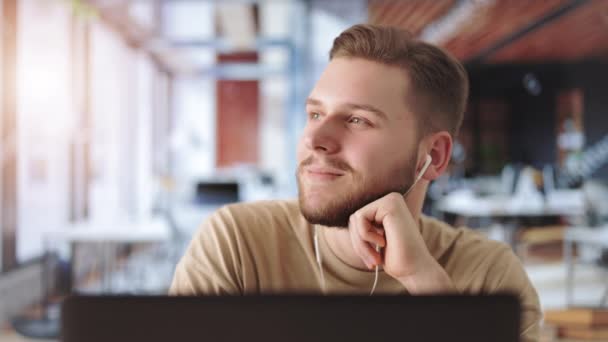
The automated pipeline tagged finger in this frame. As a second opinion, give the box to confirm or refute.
[350,221,383,268]
[360,229,386,248]
[353,239,380,269]
[352,213,386,247]
[358,192,419,241]
[358,192,409,225]
[355,193,395,223]
[372,224,385,240]
[360,240,382,267]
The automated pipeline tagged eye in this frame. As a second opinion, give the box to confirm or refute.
[309,112,321,120]
[348,116,366,125]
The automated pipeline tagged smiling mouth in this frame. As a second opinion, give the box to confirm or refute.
[309,170,343,176]
[304,168,345,182]
[305,165,345,175]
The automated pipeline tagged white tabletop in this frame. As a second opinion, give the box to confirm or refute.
[436,189,584,218]
[565,226,608,247]
[43,216,171,243]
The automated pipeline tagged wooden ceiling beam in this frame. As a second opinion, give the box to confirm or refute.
[466,0,589,65]
[489,0,608,62]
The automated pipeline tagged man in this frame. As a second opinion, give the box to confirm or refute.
[170,24,541,341]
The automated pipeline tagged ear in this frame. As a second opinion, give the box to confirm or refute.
[420,131,452,181]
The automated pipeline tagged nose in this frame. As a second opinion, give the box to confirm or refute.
[303,117,341,154]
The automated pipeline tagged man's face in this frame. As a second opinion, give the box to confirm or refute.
[297,57,420,227]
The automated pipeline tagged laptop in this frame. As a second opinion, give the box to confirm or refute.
[61,294,520,342]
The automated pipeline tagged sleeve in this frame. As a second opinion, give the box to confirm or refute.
[169,207,245,295]
[485,246,542,342]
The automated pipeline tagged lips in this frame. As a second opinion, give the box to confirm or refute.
[302,166,346,183]
[306,166,345,176]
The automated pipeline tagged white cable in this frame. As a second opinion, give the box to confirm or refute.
[370,246,380,296]
[371,155,432,295]
[403,154,432,198]
[314,226,326,293]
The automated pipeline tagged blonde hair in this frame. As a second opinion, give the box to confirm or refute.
[330,24,469,137]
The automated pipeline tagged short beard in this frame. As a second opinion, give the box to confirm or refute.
[297,155,416,228]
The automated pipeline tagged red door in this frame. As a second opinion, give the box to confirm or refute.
[216,52,259,168]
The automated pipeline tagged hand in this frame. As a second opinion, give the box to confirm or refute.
[348,192,455,294]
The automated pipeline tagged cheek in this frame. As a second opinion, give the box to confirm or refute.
[296,137,307,164]
[348,139,404,178]
[343,143,378,174]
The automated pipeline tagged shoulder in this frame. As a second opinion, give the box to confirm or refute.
[213,199,305,235]
[196,199,309,244]
[420,215,526,292]
[420,215,510,266]
[420,215,539,291]
[218,199,302,226]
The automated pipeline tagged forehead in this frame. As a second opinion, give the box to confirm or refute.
[308,58,413,120]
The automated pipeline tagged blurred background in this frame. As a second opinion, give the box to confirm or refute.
[0,0,607,341]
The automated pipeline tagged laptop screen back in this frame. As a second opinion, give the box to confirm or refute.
[61,294,520,342]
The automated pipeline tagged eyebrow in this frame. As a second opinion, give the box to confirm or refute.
[306,97,388,121]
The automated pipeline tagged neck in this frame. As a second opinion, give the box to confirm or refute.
[323,184,426,271]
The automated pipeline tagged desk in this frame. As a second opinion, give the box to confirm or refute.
[435,191,584,246]
[43,217,170,293]
[564,226,608,306]
[436,191,584,218]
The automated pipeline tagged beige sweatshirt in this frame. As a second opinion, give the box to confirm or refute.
[170,200,541,341]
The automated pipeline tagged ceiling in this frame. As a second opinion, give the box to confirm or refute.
[369,0,608,64]
[85,0,260,75]
[368,0,455,36]
[86,0,608,75]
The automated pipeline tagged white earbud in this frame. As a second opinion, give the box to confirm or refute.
[402,154,432,198]
[415,154,433,184]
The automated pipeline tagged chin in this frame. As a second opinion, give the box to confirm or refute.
[297,189,354,228]
[298,191,330,216]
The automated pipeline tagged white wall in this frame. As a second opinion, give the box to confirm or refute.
[88,21,163,222]
[162,1,214,41]
[310,0,368,85]
[8,0,175,262]
[0,0,5,267]
[163,1,216,187]
[89,21,133,221]
[16,0,72,261]
[171,77,216,182]
[133,53,156,219]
